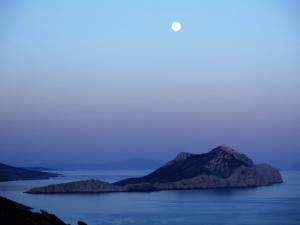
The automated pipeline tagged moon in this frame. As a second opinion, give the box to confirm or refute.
[171,21,182,32]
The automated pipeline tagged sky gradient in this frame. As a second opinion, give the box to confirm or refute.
[0,0,299,167]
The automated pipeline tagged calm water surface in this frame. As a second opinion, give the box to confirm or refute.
[0,170,299,225]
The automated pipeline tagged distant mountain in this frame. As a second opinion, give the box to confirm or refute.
[0,163,59,182]
[0,196,87,225]
[53,158,163,170]
[94,158,163,170]
[26,145,283,193]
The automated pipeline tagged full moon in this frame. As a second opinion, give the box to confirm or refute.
[171,21,181,32]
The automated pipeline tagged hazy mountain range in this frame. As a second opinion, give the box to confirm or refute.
[48,158,164,171]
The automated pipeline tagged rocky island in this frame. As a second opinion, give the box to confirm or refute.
[26,146,283,193]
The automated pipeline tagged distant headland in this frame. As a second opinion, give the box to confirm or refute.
[0,163,59,182]
[26,145,283,193]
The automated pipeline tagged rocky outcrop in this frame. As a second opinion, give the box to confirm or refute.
[26,179,124,193]
[0,196,87,225]
[26,179,160,193]
[0,163,59,182]
[26,145,283,193]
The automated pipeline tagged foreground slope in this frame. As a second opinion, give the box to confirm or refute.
[0,196,87,225]
[27,146,283,193]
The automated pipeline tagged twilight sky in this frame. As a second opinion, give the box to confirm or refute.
[0,0,299,167]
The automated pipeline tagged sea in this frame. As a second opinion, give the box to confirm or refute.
[0,170,299,225]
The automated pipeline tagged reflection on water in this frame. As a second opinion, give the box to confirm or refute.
[0,170,300,225]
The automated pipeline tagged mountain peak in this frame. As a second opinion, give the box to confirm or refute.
[174,152,193,161]
[164,152,194,167]
[211,145,254,166]
[212,145,238,153]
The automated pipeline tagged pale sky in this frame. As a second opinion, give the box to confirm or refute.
[0,0,299,167]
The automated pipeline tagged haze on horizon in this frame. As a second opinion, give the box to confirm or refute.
[0,0,299,168]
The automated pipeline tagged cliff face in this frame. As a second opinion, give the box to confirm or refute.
[27,146,283,193]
